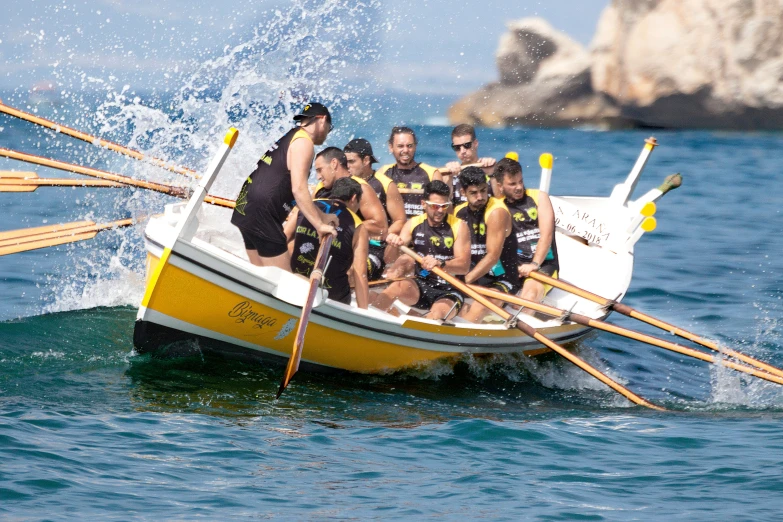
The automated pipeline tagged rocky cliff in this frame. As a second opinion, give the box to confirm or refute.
[450,0,783,130]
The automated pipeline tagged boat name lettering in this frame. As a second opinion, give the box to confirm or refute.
[228,301,278,329]
[554,205,611,245]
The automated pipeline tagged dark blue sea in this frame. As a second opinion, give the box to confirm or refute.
[2,23,783,518]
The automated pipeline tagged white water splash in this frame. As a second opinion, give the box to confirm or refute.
[33,0,386,317]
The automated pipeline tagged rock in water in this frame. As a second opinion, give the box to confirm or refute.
[591,0,783,129]
[449,18,625,128]
[450,2,783,130]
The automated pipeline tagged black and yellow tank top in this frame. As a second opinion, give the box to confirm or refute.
[410,213,463,288]
[363,171,394,223]
[231,127,311,232]
[455,197,519,282]
[376,162,438,218]
[504,189,559,267]
[290,199,362,294]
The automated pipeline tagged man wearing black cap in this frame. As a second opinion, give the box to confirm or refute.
[344,138,407,281]
[231,102,337,269]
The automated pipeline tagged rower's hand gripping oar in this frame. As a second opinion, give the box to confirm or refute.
[470,285,783,387]
[277,237,333,398]
[398,246,665,411]
[526,270,783,380]
[0,99,198,178]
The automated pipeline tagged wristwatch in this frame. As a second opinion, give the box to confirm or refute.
[439,259,446,269]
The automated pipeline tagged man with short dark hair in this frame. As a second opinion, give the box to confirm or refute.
[284,177,369,308]
[231,102,337,270]
[376,127,443,219]
[444,123,498,206]
[493,158,559,304]
[344,138,407,281]
[454,167,520,322]
[312,146,388,241]
[373,180,470,321]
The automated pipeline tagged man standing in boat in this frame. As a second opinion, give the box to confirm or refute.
[375,127,443,219]
[231,102,337,269]
[443,124,499,206]
[343,138,407,281]
[454,167,520,322]
[494,158,559,304]
[312,147,388,245]
[284,177,369,308]
[373,180,470,321]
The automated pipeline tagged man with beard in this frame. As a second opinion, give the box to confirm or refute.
[373,180,470,321]
[443,124,498,206]
[454,167,520,322]
[231,102,337,269]
[375,127,443,219]
[343,138,407,281]
[311,146,388,242]
[493,157,559,304]
[284,177,369,308]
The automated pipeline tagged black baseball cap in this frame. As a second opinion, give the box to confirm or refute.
[344,138,378,163]
[293,102,331,123]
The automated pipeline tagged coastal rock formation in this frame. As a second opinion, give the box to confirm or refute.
[591,0,783,129]
[451,1,783,129]
[448,18,624,128]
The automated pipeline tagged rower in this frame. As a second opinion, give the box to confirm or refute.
[344,138,406,281]
[494,157,559,304]
[231,102,337,270]
[375,126,443,219]
[373,180,470,321]
[284,177,369,308]
[312,147,388,242]
[454,167,520,323]
[443,124,499,206]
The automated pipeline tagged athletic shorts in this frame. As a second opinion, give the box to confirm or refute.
[366,243,386,282]
[329,287,351,305]
[522,262,558,295]
[474,274,521,295]
[413,278,464,312]
[239,228,287,258]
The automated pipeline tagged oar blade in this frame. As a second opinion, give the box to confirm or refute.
[0,231,99,256]
[0,218,134,256]
[0,183,38,192]
[276,238,332,398]
[0,220,95,242]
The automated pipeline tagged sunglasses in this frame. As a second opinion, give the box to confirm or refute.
[322,116,334,132]
[451,141,473,152]
[424,201,451,210]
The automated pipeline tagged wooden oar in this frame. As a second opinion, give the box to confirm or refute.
[470,285,783,387]
[436,162,483,172]
[398,246,664,410]
[0,148,235,208]
[0,218,135,256]
[277,237,333,398]
[527,271,783,379]
[0,100,197,178]
[0,171,126,191]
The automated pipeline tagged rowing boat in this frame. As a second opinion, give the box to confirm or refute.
[133,134,666,373]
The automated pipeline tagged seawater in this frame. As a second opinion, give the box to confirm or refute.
[2,2,783,519]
